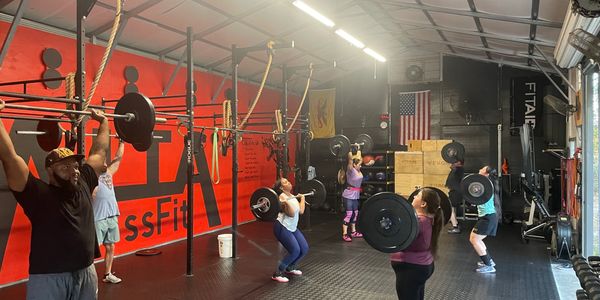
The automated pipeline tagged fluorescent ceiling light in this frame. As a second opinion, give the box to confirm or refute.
[292,0,335,28]
[335,29,365,48]
[363,48,386,62]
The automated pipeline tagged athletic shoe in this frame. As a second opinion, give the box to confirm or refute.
[447,227,461,234]
[475,265,496,273]
[351,232,363,238]
[271,272,289,283]
[285,269,303,276]
[103,272,122,284]
[343,235,352,242]
[477,260,496,268]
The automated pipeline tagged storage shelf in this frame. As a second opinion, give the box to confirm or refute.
[362,181,394,185]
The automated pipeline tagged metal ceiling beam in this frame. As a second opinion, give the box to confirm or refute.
[386,19,555,47]
[416,0,455,53]
[191,0,333,67]
[0,0,27,68]
[528,0,540,66]
[374,0,562,28]
[442,52,558,74]
[0,0,15,10]
[395,34,547,61]
[89,0,162,36]
[466,0,492,59]
[357,1,419,49]
[157,0,273,55]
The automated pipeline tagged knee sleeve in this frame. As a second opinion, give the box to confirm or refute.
[350,210,359,224]
[343,211,353,225]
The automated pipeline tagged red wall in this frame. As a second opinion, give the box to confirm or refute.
[0,22,299,285]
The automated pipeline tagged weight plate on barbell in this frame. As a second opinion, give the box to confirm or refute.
[36,118,62,152]
[408,187,451,226]
[355,134,373,154]
[115,92,156,152]
[460,174,493,205]
[441,141,465,164]
[298,179,326,208]
[358,192,419,253]
[250,187,280,221]
[329,134,350,157]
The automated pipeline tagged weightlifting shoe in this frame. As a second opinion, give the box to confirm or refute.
[477,260,496,268]
[103,272,122,284]
[272,272,289,283]
[285,268,303,276]
[447,226,461,234]
[475,265,496,273]
[343,235,352,242]
[351,231,363,238]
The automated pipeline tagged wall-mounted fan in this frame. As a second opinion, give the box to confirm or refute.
[544,94,576,116]
[405,65,423,81]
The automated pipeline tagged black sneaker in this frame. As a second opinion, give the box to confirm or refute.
[271,272,289,283]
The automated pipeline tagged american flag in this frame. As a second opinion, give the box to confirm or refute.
[395,90,430,145]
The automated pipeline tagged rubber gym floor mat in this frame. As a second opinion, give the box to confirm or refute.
[0,212,559,299]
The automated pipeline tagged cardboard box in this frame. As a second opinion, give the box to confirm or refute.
[436,140,454,151]
[421,140,437,152]
[395,173,423,197]
[394,151,423,174]
[408,140,422,152]
[422,174,449,195]
[423,151,450,175]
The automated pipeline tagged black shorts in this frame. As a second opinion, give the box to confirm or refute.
[448,190,463,207]
[473,213,498,237]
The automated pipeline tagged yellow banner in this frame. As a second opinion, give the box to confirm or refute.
[309,88,336,138]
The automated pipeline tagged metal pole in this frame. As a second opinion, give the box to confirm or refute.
[282,65,289,179]
[231,44,239,259]
[185,26,194,276]
[76,0,86,155]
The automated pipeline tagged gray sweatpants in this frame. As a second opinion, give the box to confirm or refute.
[26,264,98,300]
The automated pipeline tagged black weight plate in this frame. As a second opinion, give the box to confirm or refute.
[460,174,493,205]
[124,66,139,82]
[441,141,465,163]
[125,83,139,94]
[115,92,156,151]
[135,248,162,256]
[329,134,350,157]
[358,192,419,253]
[250,187,280,221]
[42,48,62,68]
[408,187,451,225]
[355,134,373,153]
[42,69,62,90]
[36,118,62,151]
[298,179,326,208]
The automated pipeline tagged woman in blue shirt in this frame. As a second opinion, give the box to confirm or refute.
[469,166,498,273]
[271,178,309,283]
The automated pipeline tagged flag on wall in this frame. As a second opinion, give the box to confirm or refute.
[395,90,430,145]
[309,88,336,138]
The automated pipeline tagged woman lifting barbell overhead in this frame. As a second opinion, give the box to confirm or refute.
[470,165,498,274]
[341,143,364,242]
[391,188,444,300]
[271,177,309,283]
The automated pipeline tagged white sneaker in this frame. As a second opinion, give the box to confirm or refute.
[103,272,122,284]
[271,272,289,283]
[477,260,496,268]
[285,269,303,276]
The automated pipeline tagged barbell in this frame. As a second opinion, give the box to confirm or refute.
[359,187,452,253]
[460,173,494,205]
[0,92,166,151]
[441,141,465,164]
[328,134,374,158]
[249,179,326,221]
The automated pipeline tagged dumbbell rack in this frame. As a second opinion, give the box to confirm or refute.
[572,255,600,299]
[360,150,395,200]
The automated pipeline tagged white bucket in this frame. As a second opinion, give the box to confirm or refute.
[217,234,232,258]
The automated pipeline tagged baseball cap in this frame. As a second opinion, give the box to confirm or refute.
[45,148,85,168]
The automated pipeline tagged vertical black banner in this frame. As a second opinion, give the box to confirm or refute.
[511,77,546,136]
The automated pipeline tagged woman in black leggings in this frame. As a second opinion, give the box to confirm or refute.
[390,188,444,300]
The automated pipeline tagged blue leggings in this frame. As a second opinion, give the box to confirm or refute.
[343,197,359,225]
[273,221,309,271]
